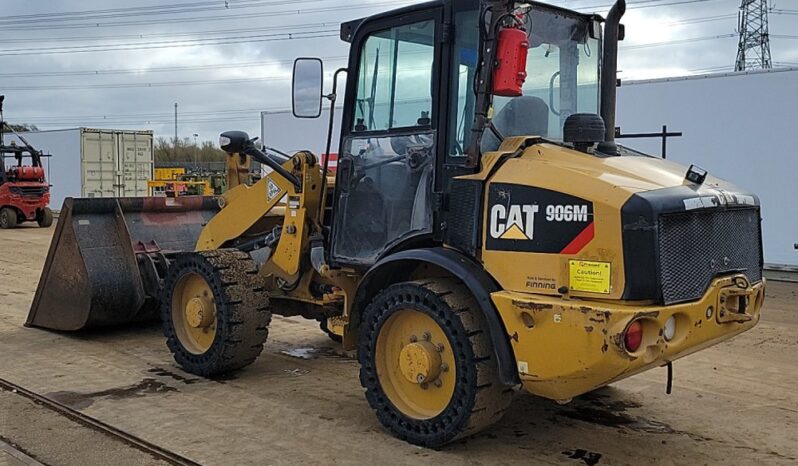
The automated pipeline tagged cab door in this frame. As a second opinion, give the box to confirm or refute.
[331,7,443,267]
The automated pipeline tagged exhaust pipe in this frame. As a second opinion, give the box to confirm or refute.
[597,0,626,155]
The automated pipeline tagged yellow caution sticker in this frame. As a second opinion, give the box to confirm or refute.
[569,260,611,294]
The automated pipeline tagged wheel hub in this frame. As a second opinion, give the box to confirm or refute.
[185,297,213,328]
[171,272,217,355]
[399,341,442,384]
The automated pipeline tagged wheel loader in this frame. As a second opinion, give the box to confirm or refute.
[27,0,765,447]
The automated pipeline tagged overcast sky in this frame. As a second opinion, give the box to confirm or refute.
[1,0,796,145]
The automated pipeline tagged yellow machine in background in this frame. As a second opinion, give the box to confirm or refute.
[149,167,225,197]
[28,0,764,448]
[153,167,186,181]
[148,179,212,197]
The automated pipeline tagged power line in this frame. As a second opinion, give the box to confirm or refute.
[571,0,724,11]
[0,55,348,78]
[660,13,737,27]
[621,34,737,51]
[0,22,340,45]
[2,76,292,91]
[0,0,412,31]
[0,0,270,21]
[23,108,271,121]
[0,31,339,56]
[0,0,336,26]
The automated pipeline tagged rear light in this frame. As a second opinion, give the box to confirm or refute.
[624,320,643,352]
[663,316,677,341]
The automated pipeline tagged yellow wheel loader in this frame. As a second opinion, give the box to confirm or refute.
[27,0,765,447]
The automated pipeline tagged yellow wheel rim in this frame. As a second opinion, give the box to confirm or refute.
[375,309,457,420]
[171,272,217,354]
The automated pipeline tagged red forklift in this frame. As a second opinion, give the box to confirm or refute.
[0,95,52,229]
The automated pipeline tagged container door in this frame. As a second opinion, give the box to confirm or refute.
[81,130,117,198]
[116,132,153,197]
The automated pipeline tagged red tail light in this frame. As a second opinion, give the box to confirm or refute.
[624,320,643,352]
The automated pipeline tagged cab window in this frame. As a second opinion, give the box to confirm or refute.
[352,20,436,131]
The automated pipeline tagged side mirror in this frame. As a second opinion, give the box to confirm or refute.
[292,58,324,119]
[219,130,250,154]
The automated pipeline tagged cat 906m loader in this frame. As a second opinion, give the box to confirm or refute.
[27,0,765,447]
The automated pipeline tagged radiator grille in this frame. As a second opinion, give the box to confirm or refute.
[658,208,762,304]
[16,186,47,197]
[445,180,482,255]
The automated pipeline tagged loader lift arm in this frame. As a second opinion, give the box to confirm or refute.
[198,131,324,286]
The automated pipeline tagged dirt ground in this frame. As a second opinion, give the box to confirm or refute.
[0,224,796,466]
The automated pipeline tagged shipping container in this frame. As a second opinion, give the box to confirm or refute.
[6,128,154,209]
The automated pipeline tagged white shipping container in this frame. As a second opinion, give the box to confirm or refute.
[6,128,154,209]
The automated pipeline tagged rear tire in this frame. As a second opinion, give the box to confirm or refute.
[358,278,513,447]
[161,249,271,376]
[37,207,53,228]
[0,208,17,229]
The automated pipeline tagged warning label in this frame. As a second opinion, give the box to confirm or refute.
[267,179,281,201]
[569,260,611,294]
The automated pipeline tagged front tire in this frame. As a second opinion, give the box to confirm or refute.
[358,278,513,447]
[0,207,17,229]
[37,207,53,228]
[161,249,271,376]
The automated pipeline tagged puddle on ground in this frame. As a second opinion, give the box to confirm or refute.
[280,347,318,359]
[560,407,675,434]
[147,367,200,385]
[46,378,177,410]
[555,390,704,438]
[277,345,354,360]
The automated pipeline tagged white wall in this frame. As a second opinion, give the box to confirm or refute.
[617,68,798,267]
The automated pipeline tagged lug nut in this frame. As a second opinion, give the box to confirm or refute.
[436,343,444,352]
[416,374,425,383]
[440,363,449,372]
[408,335,418,343]
[433,379,443,388]
[422,331,431,341]
[420,382,428,390]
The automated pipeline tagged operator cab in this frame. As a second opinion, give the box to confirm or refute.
[292,0,605,267]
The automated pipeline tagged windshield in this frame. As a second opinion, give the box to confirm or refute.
[448,4,601,155]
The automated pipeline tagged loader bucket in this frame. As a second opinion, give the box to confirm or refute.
[26,196,219,331]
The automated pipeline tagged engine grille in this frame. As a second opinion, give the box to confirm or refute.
[658,208,762,304]
[19,186,47,197]
[445,179,482,256]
